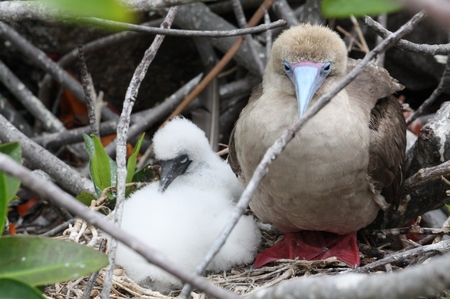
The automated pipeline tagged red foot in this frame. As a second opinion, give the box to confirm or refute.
[254,231,360,268]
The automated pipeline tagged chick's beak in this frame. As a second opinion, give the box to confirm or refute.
[158,155,191,192]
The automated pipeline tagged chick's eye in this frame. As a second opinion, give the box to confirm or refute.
[283,61,291,72]
[179,155,188,164]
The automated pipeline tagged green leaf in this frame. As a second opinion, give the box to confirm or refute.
[0,142,22,202]
[91,135,112,192]
[0,143,22,234]
[0,278,44,299]
[0,235,108,286]
[321,0,402,18]
[42,0,135,23]
[126,133,145,184]
[76,191,97,206]
[132,163,156,183]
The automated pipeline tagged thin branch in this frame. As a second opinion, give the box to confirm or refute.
[405,44,450,126]
[85,17,287,38]
[376,14,387,67]
[231,0,264,76]
[356,239,450,273]
[403,159,450,194]
[0,59,65,133]
[0,21,118,121]
[0,153,238,299]
[102,7,180,299]
[164,0,276,123]
[40,218,76,237]
[77,45,99,137]
[264,8,272,62]
[0,92,34,137]
[271,0,299,27]
[365,15,450,55]
[0,114,95,195]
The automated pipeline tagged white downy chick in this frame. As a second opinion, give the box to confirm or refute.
[114,117,261,293]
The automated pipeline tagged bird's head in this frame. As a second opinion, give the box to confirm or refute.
[153,117,212,192]
[265,24,348,118]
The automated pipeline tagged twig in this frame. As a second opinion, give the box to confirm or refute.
[40,218,76,237]
[0,21,117,121]
[271,0,299,27]
[194,8,425,298]
[350,15,369,53]
[102,7,180,299]
[231,0,264,76]
[405,43,450,126]
[365,15,450,55]
[77,45,100,137]
[403,159,450,194]
[105,72,203,159]
[376,14,387,67]
[82,239,107,299]
[0,88,34,137]
[86,17,286,38]
[355,238,450,273]
[0,153,238,299]
[336,25,366,52]
[370,226,450,238]
[164,0,276,123]
[0,59,65,133]
[0,114,95,195]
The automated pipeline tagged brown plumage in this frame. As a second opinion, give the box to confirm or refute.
[229,24,406,266]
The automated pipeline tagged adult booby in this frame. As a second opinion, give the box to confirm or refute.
[114,117,261,293]
[229,24,406,267]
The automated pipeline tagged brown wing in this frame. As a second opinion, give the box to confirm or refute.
[228,83,263,178]
[368,97,406,209]
[346,58,406,209]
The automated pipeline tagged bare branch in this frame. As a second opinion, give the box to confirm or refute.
[0,114,95,195]
[85,17,287,38]
[0,90,34,137]
[231,0,264,75]
[0,21,118,121]
[403,159,450,194]
[0,59,65,133]
[77,45,99,137]
[356,239,450,273]
[0,153,239,299]
[102,7,180,298]
[365,15,450,55]
[405,48,450,126]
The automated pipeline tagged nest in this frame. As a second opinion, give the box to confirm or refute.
[43,216,389,299]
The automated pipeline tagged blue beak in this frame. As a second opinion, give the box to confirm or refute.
[286,62,329,118]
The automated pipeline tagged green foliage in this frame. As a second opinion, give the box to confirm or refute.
[83,134,116,197]
[321,0,402,18]
[132,164,156,183]
[126,133,145,184]
[0,142,22,234]
[0,235,108,286]
[42,0,136,24]
[76,191,97,206]
[0,278,44,299]
[83,134,147,198]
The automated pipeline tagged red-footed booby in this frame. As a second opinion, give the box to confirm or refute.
[229,24,406,267]
[114,117,261,293]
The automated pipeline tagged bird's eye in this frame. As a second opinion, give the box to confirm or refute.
[179,155,189,164]
[283,61,292,73]
[320,62,332,77]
